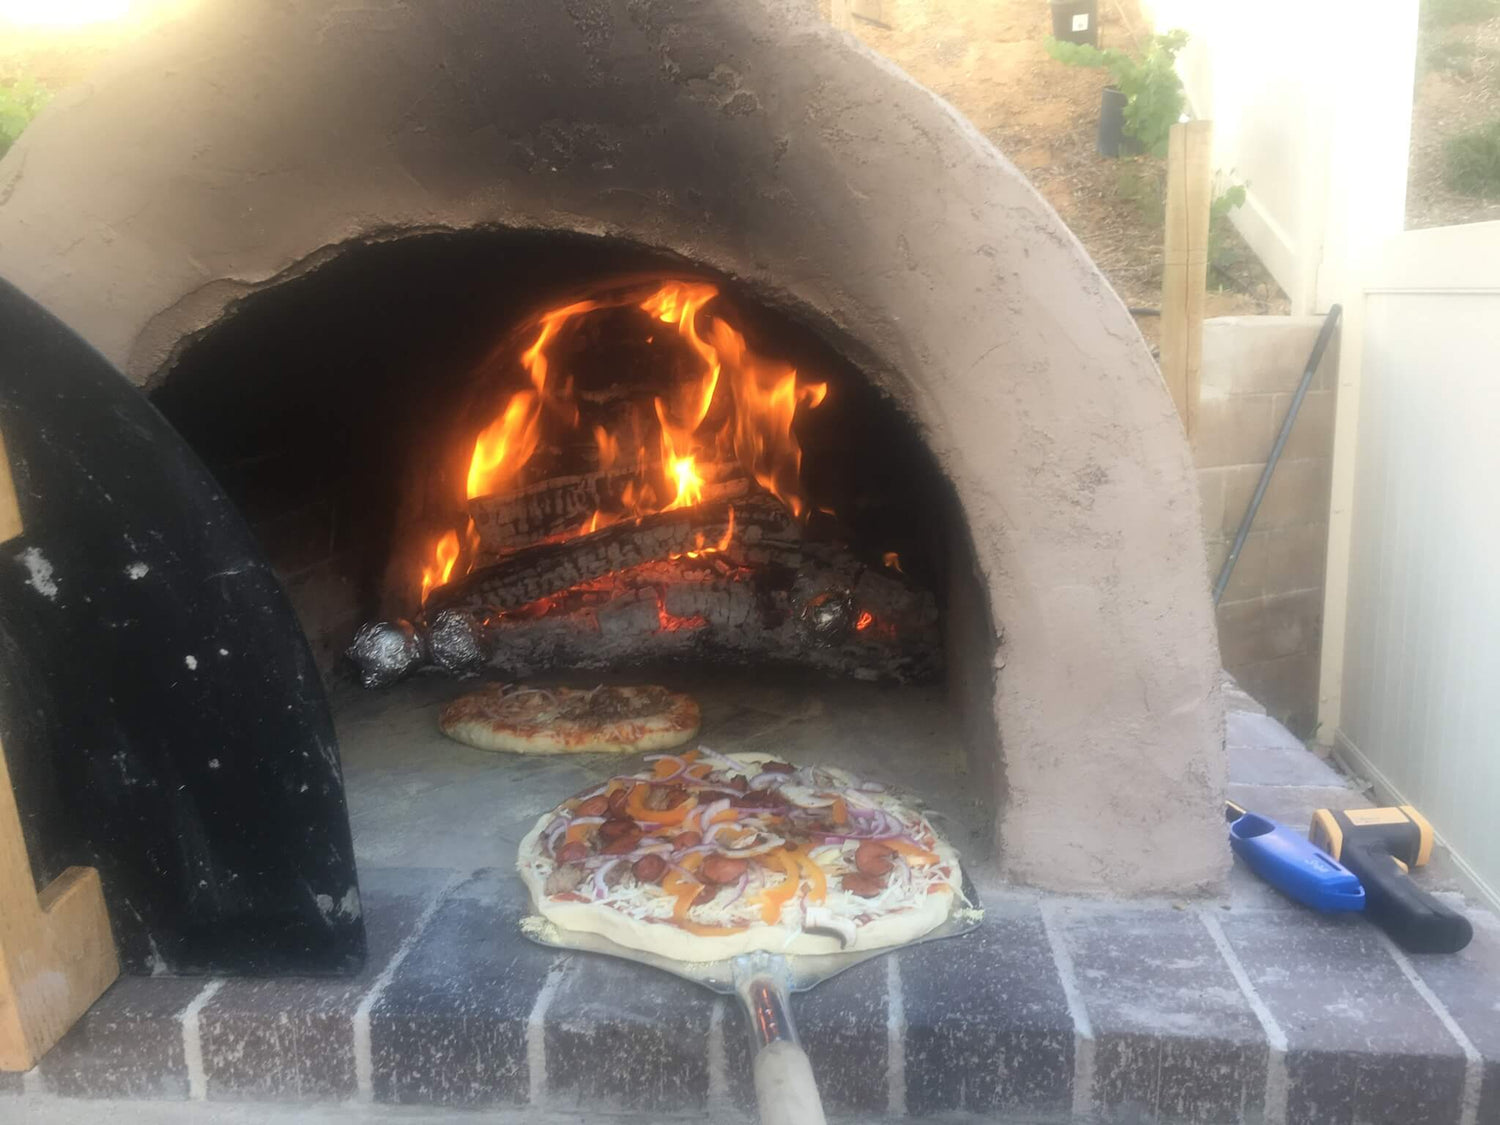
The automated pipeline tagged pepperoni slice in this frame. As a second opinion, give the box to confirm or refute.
[576,794,610,817]
[701,855,749,884]
[555,841,588,864]
[842,872,886,897]
[601,832,642,855]
[599,818,638,841]
[632,854,668,884]
[855,841,895,877]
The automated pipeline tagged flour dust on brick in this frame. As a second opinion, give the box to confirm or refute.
[518,749,963,960]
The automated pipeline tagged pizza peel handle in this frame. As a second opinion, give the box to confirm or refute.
[735,953,828,1125]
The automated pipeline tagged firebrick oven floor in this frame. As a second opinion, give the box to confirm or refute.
[8,687,1500,1124]
[332,668,996,878]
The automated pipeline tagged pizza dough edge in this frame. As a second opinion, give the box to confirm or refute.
[515,795,961,963]
[442,715,701,755]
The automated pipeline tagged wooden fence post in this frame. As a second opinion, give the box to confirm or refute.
[0,427,119,1072]
[1160,120,1213,439]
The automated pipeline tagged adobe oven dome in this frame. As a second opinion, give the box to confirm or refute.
[0,0,1224,895]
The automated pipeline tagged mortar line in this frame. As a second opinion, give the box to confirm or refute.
[885,955,907,1116]
[180,978,224,1101]
[1376,931,1482,1125]
[1200,909,1287,1125]
[351,870,466,1103]
[526,957,570,1105]
[1039,902,1094,1118]
[707,997,729,1114]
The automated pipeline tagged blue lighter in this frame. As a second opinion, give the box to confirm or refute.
[1225,801,1365,913]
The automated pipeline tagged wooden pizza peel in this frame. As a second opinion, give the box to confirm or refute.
[523,868,983,1125]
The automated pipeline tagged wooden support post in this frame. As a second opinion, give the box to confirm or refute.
[0,427,119,1072]
[1159,120,1213,440]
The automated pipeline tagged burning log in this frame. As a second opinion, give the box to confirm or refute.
[466,550,941,682]
[419,496,941,683]
[429,496,800,614]
[468,459,750,556]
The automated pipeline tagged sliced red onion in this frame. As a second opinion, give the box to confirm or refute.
[544,818,568,848]
[589,859,621,899]
[692,745,743,772]
[567,816,606,830]
[704,821,738,847]
[721,871,751,907]
[698,797,730,830]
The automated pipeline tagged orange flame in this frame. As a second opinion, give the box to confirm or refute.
[420,529,461,603]
[447,278,827,596]
[466,391,541,499]
[882,551,903,573]
[716,505,736,553]
[855,610,874,632]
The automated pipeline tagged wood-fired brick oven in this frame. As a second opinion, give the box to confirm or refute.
[0,0,1227,979]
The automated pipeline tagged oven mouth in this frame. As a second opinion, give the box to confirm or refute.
[148,227,1001,870]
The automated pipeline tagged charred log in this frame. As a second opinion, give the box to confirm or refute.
[476,553,940,682]
[468,460,750,556]
[430,495,800,613]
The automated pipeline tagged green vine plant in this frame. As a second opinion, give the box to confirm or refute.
[1045,30,1190,157]
[1209,181,1248,282]
[0,76,53,162]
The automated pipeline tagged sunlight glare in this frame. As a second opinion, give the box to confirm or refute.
[0,0,133,27]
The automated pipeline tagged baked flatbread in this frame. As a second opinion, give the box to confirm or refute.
[517,750,963,961]
[439,683,700,755]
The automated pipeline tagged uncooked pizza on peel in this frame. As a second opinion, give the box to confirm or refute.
[440,682,700,755]
[517,748,963,960]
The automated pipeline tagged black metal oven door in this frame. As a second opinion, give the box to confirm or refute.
[0,279,363,976]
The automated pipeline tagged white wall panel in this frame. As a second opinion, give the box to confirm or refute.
[1337,222,1500,901]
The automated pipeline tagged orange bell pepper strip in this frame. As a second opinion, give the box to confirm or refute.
[664,870,702,922]
[830,797,848,826]
[652,749,698,779]
[626,785,696,825]
[881,837,939,867]
[793,849,827,904]
[564,822,593,845]
[756,849,802,924]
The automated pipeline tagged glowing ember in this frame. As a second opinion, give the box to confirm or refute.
[855,610,875,632]
[882,551,903,573]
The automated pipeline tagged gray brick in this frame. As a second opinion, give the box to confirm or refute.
[1058,905,1267,1123]
[199,866,443,1101]
[37,976,206,1099]
[1220,910,1467,1125]
[368,868,551,1106]
[898,899,1073,1116]
[1404,908,1500,1125]
[544,951,713,1113]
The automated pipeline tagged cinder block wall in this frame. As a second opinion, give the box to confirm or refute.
[1195,317,1338,735]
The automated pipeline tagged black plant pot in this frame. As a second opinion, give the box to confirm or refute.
[1050,0,1099,46]
[1097,86,1144,158]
